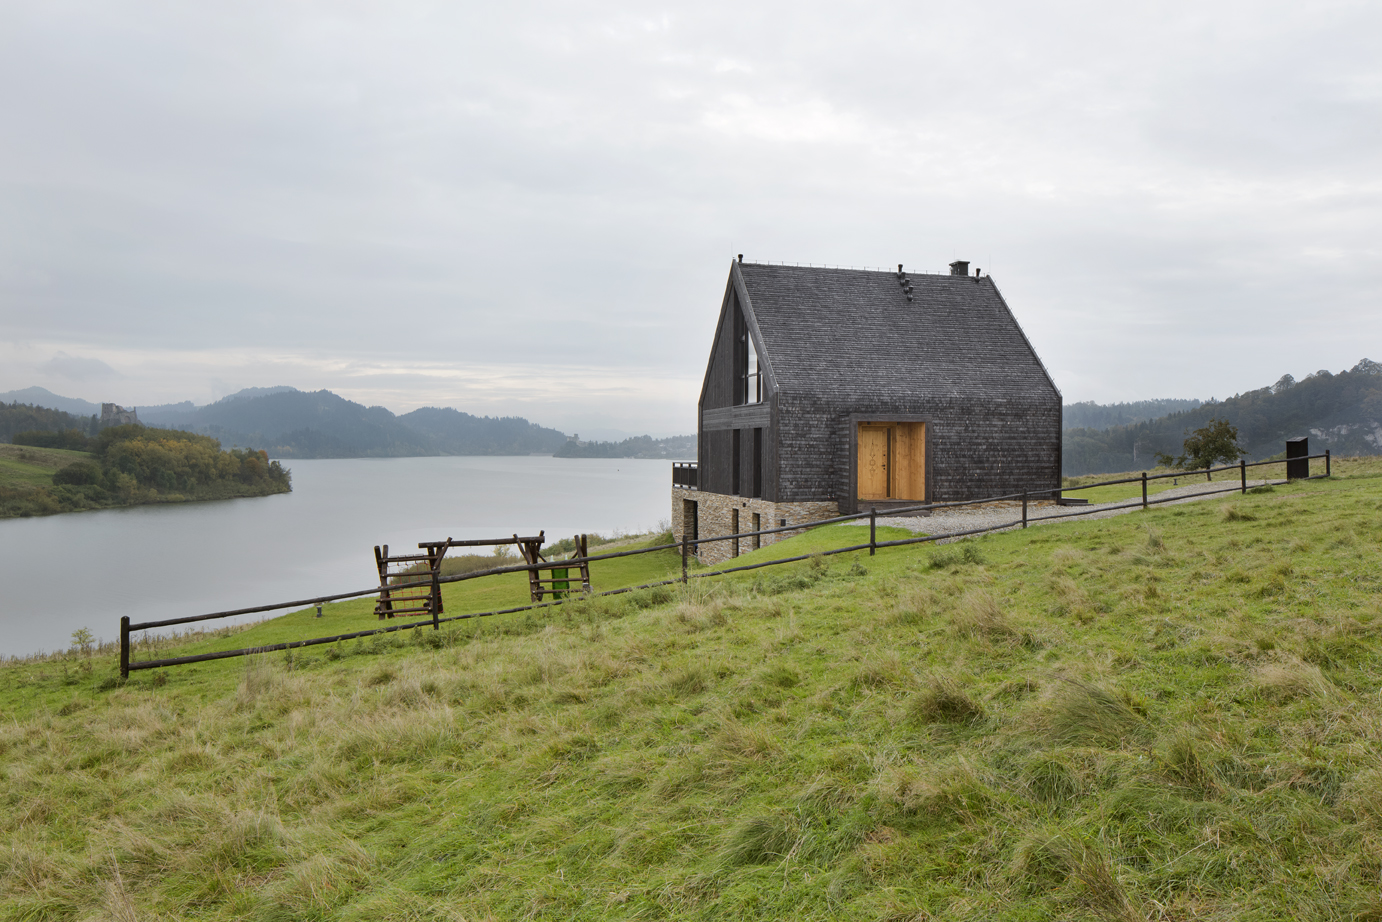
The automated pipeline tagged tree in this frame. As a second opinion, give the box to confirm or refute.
[1155,417,1245,471]
[52,460,102,486]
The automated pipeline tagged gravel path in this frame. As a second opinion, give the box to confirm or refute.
[846,478,1285,541]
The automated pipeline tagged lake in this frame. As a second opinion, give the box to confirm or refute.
[0,456,675,658]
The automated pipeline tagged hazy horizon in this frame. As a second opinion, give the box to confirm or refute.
[3,2,1380,435]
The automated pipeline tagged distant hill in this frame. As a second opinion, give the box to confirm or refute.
[3,385,667,458]
[139,386,301,424]
[1063,359,1382,475]
[140,390,570,458]
[554,434,696,459]
[0,387,100,418]
[1063,398,1202,431]
[396,406,570,456]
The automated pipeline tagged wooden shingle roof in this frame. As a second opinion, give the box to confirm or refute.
[734,262,1059,402]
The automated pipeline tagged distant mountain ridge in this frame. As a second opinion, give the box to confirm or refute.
[3,385,704,459]
[1,386,576,457]
[137,389,572,458]
[0,387,101,418]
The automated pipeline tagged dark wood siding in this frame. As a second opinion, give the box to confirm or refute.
[784,393,1061,510]
[700,261,1060,509]
[701,291,740,412]
[699,428,734,495]
[774,386,1060,507]
[699,282,778,497]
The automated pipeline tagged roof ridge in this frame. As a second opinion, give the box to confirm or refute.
[739,260,958,277]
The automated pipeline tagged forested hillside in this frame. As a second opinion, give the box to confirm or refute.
[0,402,97,443]
[2,424,290,518]
[554,434,696,459]
[1063,358,1382,475]
[1063,398,1202,430]
[397,406,570,455]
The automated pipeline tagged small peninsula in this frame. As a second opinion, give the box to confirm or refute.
[0,423,291,519]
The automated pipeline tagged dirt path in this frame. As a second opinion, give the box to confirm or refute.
[849,478,1286,540]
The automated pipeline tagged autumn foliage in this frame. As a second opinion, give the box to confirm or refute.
[2,424,290,518]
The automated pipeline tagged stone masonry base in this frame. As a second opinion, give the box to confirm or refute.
[671,489,839,566]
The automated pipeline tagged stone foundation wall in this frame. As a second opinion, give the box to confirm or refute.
[671,489,839,566]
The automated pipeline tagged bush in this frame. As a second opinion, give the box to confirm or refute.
[51,461,102,486]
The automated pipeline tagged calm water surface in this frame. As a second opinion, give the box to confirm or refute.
[0,456,673,657]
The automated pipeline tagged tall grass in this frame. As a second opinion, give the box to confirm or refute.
[2,456,1382,919]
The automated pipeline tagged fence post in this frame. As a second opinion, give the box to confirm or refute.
[1240,459,1247,495]
[681,532,689,585]
[1141,472,1148,511]
[120,616,129,680]
[869,507,876,556]
[1022,492,1029,528]
[1326,450,1331,477]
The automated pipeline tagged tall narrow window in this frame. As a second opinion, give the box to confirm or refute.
[735,306,762,405]
[745,335,761,404]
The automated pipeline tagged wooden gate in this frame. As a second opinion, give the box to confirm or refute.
[374,542,446,626]
[518,533,592,602]
[374,532,594,615]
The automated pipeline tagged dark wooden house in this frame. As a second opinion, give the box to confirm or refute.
[672,258,1061,562]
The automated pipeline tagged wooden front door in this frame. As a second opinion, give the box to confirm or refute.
[857,424,890,500]
[857,422,926,502]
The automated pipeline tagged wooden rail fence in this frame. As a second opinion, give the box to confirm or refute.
[119,451,1330,678]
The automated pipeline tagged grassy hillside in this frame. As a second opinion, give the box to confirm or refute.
[0,443,93,488]
[4,459,1382,920]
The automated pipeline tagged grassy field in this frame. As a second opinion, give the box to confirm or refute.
[0,443,92,489]
[3,458,1382,920]
[1060,459,1300,504]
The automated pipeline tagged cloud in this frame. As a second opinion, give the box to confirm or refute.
[41,351,120,382]
[0,0,1379,421]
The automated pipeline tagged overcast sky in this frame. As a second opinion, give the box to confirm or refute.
[1,1,1379,436]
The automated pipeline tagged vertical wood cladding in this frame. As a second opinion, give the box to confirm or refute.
[699,281,778,497]
[731,429,741,495]
[701,290,741,412]
[700,428,733,495]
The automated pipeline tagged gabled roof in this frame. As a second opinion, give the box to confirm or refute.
[732,262,1059,402]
